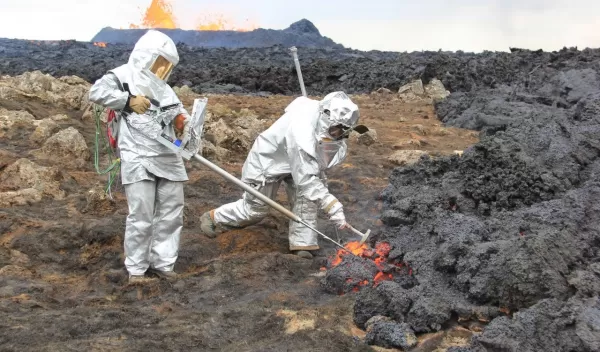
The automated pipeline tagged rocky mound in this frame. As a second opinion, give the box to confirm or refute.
[458,297,600,352]
[91,19,342,49]
[340,56,600,349]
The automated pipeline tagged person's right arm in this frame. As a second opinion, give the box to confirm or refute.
[88,73,130,110]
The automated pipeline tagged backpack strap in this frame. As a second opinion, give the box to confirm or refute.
[102,72,128,149]
[106,72,134,114]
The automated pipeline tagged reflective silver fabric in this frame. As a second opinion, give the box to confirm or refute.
[212,93,360,249]
[88,30,189,185]
[284,180,319,250]
[316,139,347,170]
[213,177,319,250]
[315,91,360,139]
[313,92,359,169]
[240,96,332,209]
[88,30,187,276]
[124,177,184,275]
[88,73,129,110]
[122,29,179,101]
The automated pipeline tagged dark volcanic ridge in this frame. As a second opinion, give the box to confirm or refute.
[1,33,600,96]
[91,19,342,49]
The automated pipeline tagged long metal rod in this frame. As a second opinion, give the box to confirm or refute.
[290,46,307,97]
[192,154,353,253]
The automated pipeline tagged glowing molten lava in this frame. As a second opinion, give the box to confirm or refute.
[130,0,258,31]
[195,14,258,32]
[328,241,412,293]
[93,42,107,48]
[330,241,370,267]
[130,0,176,29]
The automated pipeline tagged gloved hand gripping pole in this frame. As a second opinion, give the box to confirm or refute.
[192,154,358,255]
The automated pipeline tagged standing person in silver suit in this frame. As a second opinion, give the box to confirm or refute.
[89,30,191,283]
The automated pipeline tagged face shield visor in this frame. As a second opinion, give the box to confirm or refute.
[149,54,174,81]
[327,124,352,140]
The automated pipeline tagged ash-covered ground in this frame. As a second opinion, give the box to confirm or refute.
[0,69,478,351]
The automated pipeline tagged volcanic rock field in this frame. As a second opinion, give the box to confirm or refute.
[1,22,600,352]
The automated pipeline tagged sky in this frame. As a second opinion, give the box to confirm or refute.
[0,0,598,52]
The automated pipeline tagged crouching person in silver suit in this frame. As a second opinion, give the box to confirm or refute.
[200,92,360,259]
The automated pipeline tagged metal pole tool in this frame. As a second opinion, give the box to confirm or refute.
[188,54,373,254]
[192,154,371,254]
[289,46,307,97]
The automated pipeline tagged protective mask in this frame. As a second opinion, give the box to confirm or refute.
[316,138,347,169]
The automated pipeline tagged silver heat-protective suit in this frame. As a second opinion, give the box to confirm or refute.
[212,92,360,251]
[88,29,188,275]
